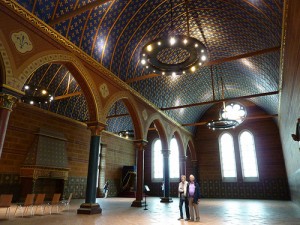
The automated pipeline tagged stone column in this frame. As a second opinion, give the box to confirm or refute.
[0,94,17,157]
[180,155,187,176]
[191,160,199,182]
[161,149,173,203]
[77,122,105,215]
[131,139,147,207]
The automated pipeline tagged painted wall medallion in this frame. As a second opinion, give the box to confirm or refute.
[142,109,148,121]
[99,83,109,98]
[11,31,33,53]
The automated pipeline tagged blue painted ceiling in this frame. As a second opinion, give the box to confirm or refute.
[17,0,283,134]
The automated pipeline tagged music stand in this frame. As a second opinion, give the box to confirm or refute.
[144,185,150,210]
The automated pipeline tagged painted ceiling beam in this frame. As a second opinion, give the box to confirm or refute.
[54,91,82,100]
[181,114,278,127]
[160,91,279,110]
[106,113,129,119]
[49,0,112,26]
[125,46,280,84]
[106,91,279,118]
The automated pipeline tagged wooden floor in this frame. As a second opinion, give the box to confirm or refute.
[1,197,300,225]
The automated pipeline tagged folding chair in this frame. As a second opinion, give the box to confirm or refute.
[14,194,35,217]
[0,194,13,218]
[46,193,61,214]
[60,193,72,211]
[33,194,46,215]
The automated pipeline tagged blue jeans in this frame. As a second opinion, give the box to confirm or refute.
[179,197,190,219]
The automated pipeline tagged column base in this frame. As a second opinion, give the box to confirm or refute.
[131,200,145,207]
[160,197,173,203]
[77,203,102,215]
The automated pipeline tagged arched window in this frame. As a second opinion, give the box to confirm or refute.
[170,138,180,179]
[152,139,163,180]
[239,131,259,181]
[219,133,237,181]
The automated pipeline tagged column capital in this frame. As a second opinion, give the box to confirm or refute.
[161,149,171,156]
[86,121,106,136]
[180,155,188,162]
[133,139,148,150]
[0,93,18,110]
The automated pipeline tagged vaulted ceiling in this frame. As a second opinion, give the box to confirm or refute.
[17,0,283,133]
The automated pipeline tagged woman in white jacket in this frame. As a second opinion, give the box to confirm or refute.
[178,175,190,221]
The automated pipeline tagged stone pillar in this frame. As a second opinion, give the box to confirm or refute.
[191,160,199,182]
[161,149,173,203]
[78,122,105,215]
[0,94,17,157]
[180,155,187,176]
[131,139,147,207]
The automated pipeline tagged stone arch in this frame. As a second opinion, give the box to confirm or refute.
[144,113,168,149]
[173,130,185,158]
[187,139,197,161]
[0,38,14,86]
[103,91,143,140]
[13,50,102,121]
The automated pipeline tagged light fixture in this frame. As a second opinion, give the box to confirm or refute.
[140,0,208,76]
[207,78,246,130]
[118,130,134,139]
[22,84,55,106]
[221,103,246,124]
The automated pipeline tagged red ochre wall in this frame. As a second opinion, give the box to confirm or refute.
[145,100,290,200]
[0,102,135,200]
[195,100,289,199]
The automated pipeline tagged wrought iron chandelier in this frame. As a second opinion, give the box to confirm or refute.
[140,0,208,76]
[22,84,54,106]
[118,130,134,139]
[207,78,246,130]
[207,102,247,130]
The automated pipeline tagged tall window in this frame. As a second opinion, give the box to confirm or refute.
[239,131,259,181]
[170,138,179,179]
[152,138,180,181]
[152,139,163,180]
[219,133,237,181]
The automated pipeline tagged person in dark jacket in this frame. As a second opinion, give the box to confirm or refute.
[103,181,109,198]
[187,174,201,222]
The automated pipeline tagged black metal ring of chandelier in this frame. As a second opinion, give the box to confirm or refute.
[140,35,208,76]
[206,119,240,130]
[22,84,54,106]
[118,130,135,138]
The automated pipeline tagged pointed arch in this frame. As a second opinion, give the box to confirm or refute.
[13,50,102,121]
[144,113,168,149]
[0,37,13,87]
[103,91,143,140]
[173,131,185,158]
[187,139,197,161]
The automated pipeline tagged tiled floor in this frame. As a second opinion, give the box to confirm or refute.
[1,197,300,225]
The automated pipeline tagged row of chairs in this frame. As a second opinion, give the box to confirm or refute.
[0,193,72,218]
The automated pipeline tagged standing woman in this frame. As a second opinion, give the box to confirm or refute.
[178,175,190,221]
[187,174,201,222]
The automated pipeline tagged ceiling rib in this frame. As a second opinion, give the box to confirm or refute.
[49,0,112,26]
[161,91,279,110]
[125,46,280,84]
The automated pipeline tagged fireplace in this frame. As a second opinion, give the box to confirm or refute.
[20,128,69,200]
